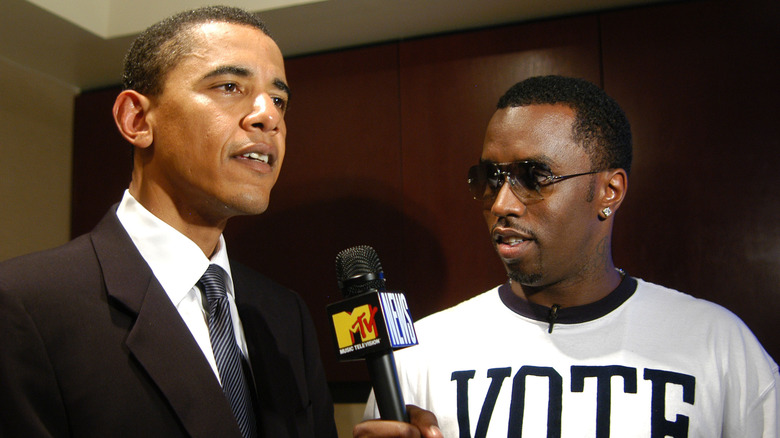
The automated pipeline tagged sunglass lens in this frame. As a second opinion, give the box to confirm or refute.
[468,162,546,201]
[468,164,488,199]
[506,162,545,199]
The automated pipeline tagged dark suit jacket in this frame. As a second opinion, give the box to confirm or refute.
[0,208,337,438]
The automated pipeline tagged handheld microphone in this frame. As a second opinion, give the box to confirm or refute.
[327,245,417,422]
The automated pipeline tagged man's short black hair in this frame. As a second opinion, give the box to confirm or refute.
[497,75,632,174]
[122,5,271,95]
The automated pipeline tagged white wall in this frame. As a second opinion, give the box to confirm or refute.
[0,56,76,261]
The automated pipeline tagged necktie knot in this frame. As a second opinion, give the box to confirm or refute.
[198,264,228,306]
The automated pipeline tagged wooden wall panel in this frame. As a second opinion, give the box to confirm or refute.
[71,0,778,394]
[71,87,131,237]
[601,0,779,361]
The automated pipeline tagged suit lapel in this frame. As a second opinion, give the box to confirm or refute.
[90,209,243,438]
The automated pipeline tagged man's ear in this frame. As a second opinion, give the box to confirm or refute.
[598,169,628,220]
[113,90,153,148]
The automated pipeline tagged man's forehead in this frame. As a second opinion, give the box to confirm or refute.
[174,23,285,73]
[494,104,575,126]
[483,104,584,165]
[181,21,279,59]
[486,105,573,144]
[155,27,287,98]
[189,20,268,38]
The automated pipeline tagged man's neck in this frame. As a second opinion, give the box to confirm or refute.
[127,185,226,258]
[511,267,624,308]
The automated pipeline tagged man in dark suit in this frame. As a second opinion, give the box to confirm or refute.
[0,6,336,438]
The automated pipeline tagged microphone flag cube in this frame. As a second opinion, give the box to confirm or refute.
[327,291,417,361]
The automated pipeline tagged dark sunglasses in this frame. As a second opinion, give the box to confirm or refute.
[467,161,600,201]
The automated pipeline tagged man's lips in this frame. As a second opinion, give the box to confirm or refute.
[239,151,270,164]
[232,143,277,171]
[492,226,536,259]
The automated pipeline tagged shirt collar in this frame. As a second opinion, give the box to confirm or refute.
[498,274,638,326]
[115,190,234,305]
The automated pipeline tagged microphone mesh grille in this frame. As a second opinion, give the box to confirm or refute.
[335,245,385,297]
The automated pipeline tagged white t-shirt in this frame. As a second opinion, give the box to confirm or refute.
[365,277,779,437]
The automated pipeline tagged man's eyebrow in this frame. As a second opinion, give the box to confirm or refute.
[273,78,291,99]
[203,65,252,79]
[479,155,555,169]
[202,66,290,98]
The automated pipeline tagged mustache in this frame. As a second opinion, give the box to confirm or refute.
[491,217,538,241]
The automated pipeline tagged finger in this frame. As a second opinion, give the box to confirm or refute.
[353,419,420,438]
[406,405,443,438]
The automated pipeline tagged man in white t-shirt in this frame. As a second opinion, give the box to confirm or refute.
[355,76,778,437]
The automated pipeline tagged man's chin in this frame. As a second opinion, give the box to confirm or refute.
[226,194,271,217]
[205,203,268,225]
[507,270,542,286]
[232,205,269,218]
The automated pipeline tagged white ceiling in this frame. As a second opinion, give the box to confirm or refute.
[1,0,668,92]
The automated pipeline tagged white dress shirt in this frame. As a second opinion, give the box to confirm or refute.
[116,190,249,384]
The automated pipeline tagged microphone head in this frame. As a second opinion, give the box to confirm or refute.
[335,245,386,297]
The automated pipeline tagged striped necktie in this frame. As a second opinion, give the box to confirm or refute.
[198,264,256,438]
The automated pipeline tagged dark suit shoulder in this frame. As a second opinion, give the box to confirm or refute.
[0,206,128,297]
[0,206,139,329]
[0,233,101,297]
[230,260,307,310]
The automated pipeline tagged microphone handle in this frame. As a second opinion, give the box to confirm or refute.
[366,350,409,422]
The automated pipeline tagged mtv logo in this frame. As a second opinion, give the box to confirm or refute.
[327,292,392,361]
[331,304,380,348]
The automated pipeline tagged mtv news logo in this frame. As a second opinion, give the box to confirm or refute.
[328,291,417,361]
